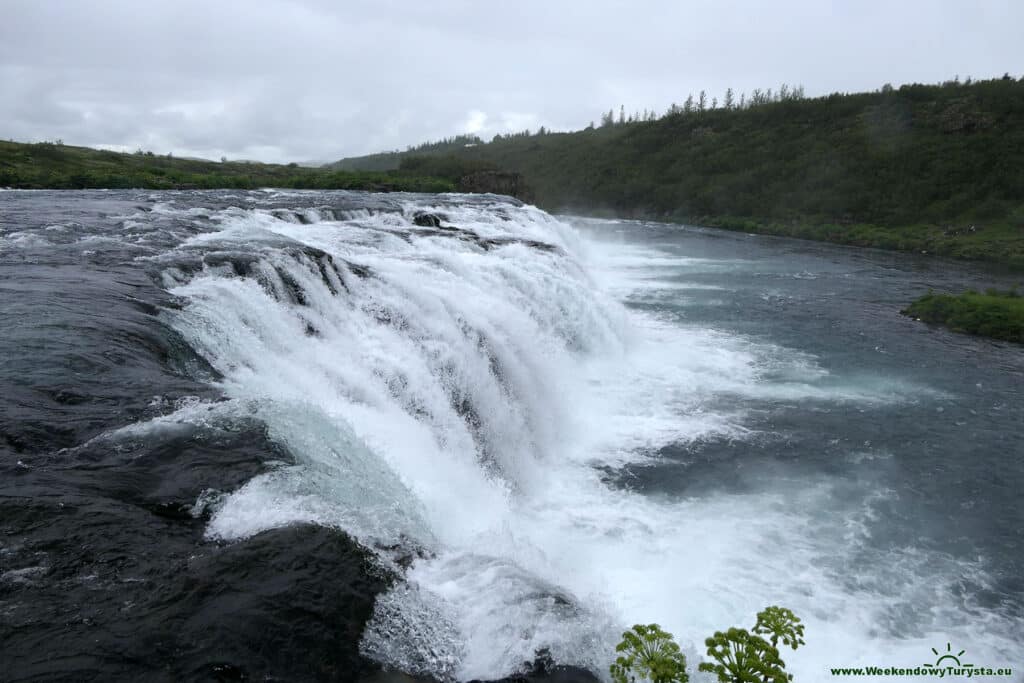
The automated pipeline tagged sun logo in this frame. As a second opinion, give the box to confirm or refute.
[924,642,973,668]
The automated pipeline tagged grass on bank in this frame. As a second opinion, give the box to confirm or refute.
[0,140,454,193]
[903,289,1024,343]
[704,217,1024,271]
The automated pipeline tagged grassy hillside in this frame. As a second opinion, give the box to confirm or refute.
[336,76,1024,268]
[330,134,484,172]
[0,140,454,193]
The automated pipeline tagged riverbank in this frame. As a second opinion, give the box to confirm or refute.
[562,209,1024,270]
[698,217,1024,271]
[902,289,1024,343]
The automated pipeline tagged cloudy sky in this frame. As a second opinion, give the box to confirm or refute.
[1,0,1021,163]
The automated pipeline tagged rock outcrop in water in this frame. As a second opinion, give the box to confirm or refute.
[413,212,445,228]
[1,418,394,681]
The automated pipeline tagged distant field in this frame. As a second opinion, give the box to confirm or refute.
[0,140,453,193]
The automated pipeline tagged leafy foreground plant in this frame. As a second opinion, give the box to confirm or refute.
[699,606,805,683]
[610,623,689,683]
[609,606,804,683]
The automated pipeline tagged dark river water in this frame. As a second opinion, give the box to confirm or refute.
[1,190,1021,682]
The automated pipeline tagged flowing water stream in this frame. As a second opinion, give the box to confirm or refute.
[1,190,1020,681]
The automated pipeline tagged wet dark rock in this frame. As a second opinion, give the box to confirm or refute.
[270,208,316,224]
[358,648,603,683]
[360,661,601,683]
[413,213,445,228]
[274,264,308,305]
[201,251,262,277]
[148,524,394,682]
[478,238,558,253]
[360,671,437,683]
[209,662,248,681]
[469,661,601,683]
[373,539,433,570]
[1,516,393,682]
[408,224,558,255]
[343,259,373,279]
[0,265,221,453]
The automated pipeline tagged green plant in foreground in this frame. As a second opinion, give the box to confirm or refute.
[610,607,805,683]
[699,606,805,683]
[610,623,689,683]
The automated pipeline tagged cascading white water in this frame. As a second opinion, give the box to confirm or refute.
[149,195,1018,682]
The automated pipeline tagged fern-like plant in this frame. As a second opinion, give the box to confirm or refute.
[698,606,804,683]
[610,623,689,683]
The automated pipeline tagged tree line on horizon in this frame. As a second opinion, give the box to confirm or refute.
[596,82,808,129]
[376,74,1024,268]
[331,73,1021,158]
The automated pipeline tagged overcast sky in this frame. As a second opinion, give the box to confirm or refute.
[1,0,1021,163]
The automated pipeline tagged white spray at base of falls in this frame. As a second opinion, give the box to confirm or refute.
[154,195,1020,682]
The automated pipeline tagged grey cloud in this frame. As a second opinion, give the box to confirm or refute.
[1,0,1021,162]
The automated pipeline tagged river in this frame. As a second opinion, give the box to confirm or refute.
[1,190,1020,681]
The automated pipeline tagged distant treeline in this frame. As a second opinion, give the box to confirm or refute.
[331,75,1024,268]
[0,141,454,193]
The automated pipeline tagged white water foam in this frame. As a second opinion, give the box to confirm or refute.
[152,198,1019,681]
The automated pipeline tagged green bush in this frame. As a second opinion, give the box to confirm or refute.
[698,606,804,683]
[903,289,1024,342]
[611,624,689,683]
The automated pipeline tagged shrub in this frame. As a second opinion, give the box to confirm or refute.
[699,606,804,683]
[610,607,805,683]
[611,624,689,683]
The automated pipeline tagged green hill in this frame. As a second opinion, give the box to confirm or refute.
[0,140,453,193]
[330,134,485,172]
[336,76,1024,268]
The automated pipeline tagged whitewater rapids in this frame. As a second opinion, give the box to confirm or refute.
[74,191,1016,681]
